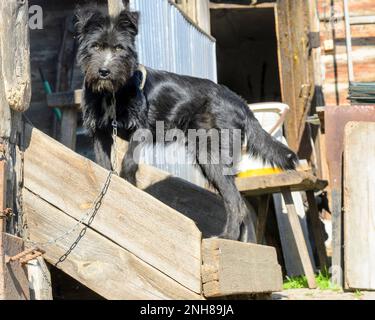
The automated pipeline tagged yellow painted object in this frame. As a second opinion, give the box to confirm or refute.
[237,167,283,178]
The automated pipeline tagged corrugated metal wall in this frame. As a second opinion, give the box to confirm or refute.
[130,0,217,81]
[129,0,217,186]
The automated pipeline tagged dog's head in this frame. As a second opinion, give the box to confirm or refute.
[75,8,139,93]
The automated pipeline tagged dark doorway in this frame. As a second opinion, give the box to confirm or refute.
[211,7,281,103]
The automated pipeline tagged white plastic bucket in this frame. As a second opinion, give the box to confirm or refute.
[237,102,290,177]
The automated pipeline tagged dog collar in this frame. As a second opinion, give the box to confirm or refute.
[137,64,147,90]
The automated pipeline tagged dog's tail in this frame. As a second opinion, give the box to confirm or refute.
[244,113,298,170]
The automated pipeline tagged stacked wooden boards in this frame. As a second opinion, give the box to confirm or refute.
[22,124,283,299]
[344,122,375,290]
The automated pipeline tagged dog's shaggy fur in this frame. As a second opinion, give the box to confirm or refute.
[75,8,298,241]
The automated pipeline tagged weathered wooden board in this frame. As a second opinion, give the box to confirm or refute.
[22,124,202,294]
[24,190,201,300]
[0,0,31,112]
[0,233,30,300]
[344,122,375,290]
[281,189,317,289]
[47,90,82,110]
[202,239,283,297]
[27,257,53,300]
[236,171,327,196]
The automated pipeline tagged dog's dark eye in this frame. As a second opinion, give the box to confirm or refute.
[92,43,101,51]
[115,45,124,52]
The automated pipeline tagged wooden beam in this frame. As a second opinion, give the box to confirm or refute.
[22,124,202,294]
[27,257,53,300]
[202,239,282,298]
[24,190,201,300]
[0,0,31,112]
[236,171,327,197]
[256,195,270,244]
[0,157,6,233]
[60,109,77,150]
[209,2,275,10]
[47,90,82,110]
[281,188,317,288]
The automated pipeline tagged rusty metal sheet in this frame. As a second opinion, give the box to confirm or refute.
[326,105,375,188]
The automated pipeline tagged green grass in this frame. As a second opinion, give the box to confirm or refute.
[283,268,341,291]
[354,290,363,299]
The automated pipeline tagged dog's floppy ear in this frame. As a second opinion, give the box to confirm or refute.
[115,10,139,36]
[74,7,106,40]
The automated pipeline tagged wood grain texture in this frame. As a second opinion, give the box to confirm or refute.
[47,90,82,109]
[344,122,375,290]
[273,190,316,277]
[202,239,283,297]
[281,189,317,288]
[27,257,53,300]
[0,233,30,300]
[22,124,202,294]
[0,0,31,112]
[60,109,78,150]
[24,190,201,300]
[236,171,327,196]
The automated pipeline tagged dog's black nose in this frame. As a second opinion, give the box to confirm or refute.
[99,68,111,78]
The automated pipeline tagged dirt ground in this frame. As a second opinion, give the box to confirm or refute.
[272,289,375,300]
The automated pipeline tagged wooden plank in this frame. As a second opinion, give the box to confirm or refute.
[0,233,30,300]
[60,109,78,150]
[281,188,317,288]
[306,191,329,270]
[344,122,375,290]
[273,191,316,277]
[24,190,201,300]
[202,239,283,298]
[209,2,275,10]
[196,0,211,34]
[56,16,78,150]
[47,90,82,109]
[256,195,270,244]
[0,158,6,233]
[0,0,31,112]
[27,257,53,300]
[276,0,315,150]
[236,171,327,196]
[22,124,202,293]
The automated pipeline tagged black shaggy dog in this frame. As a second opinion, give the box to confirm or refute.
[75,8,298,241]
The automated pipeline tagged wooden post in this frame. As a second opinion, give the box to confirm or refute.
[306,190,329,270]
[281,188,317,288]
[57,17,78,150]
[0,155,6,233]
[256,195,270,244]
[0,0,32,300]
[27,257,53,300]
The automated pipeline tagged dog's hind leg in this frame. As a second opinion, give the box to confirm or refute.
[120,137,140,186]
[198,162,256,242]
[93,131,113,171]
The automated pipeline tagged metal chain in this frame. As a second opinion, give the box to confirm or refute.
[26,93,119,266]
